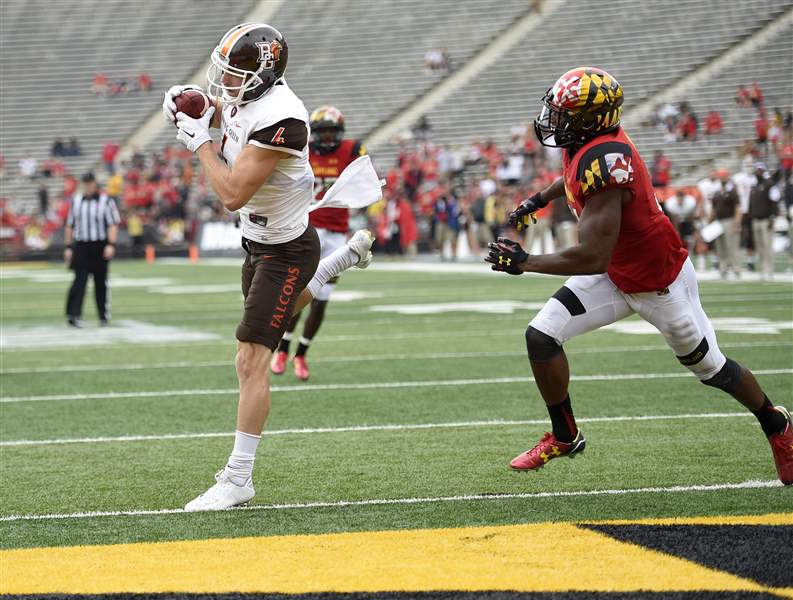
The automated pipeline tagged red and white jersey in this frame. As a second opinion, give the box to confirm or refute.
[309,139,367,233]
[562,128,688,293]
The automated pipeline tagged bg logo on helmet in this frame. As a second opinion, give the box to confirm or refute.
[256,41,282,69]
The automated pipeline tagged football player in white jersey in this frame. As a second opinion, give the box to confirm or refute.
[163,23,374,511]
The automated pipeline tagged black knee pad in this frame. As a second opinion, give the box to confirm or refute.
[525,326,562,362]
[702,357,742,394]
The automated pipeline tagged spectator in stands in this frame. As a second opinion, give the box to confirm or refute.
[665,189,698,254]
[423,48,450,71]
[92,73,108,96]
[780,135,793,177]
[485,189,508,241]
[0,154,5,179]
[18,156,37,180]
[651,150,671,187]
[676,105,698,141]
[704,110,723,135]
[63,174,78,198]
[748,162,781,280]
[551,195,576,251]
[38,183,49,216]
[432,185,458,260]
[102,142,120,174]
[39,157,65,178]
[496,151,524,186]
[783,108,792,133]
[749,82,764,108]
[106,172,123,201]
[733,157,756,271]
[51,139,66,157]
[127,209,145,258]
[735,84,751,108]
[469,189,491,252]
[137,73,152,92]
[710,169,742,279]
[755,110,769,145]
[412,115,432,141]
[66,138,82,157]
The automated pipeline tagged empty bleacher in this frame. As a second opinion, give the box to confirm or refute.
[0,0,256,208]
[376,0,791,174]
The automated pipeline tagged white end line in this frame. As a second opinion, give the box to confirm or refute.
[0,479,780,523]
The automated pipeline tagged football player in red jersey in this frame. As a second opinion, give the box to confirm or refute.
[271,106,368,380]
[485,68,792,485]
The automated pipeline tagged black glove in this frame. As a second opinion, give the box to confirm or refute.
[485,237,528,275]
[508,193,548,231]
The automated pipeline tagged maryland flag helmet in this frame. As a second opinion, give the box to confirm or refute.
[534,67,623,148]
[207,23,288,105]
[310,105,346,154]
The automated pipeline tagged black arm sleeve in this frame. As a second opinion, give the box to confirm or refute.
[248,118,308,156]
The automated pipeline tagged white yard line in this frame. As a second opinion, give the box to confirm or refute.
[0,479,780,523]
[0,412,755,447]
[4,341,790,375]
[3,369,791,404]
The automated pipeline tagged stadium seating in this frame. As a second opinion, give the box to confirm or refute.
[1,0,790,214]
[145,0,532,152]
[375,0,791,174]
[0,0,256,208]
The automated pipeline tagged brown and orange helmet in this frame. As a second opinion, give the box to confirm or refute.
[534,67,623,148]
[207,23,288,105]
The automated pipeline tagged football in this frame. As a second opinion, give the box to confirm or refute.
[173,90,211,122]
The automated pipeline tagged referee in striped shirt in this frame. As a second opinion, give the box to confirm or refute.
[64,172,121,327]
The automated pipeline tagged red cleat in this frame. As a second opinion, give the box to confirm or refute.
[768,406,793,485]
[293,355,310,381]
[510,429,586,471]
[270,351,288,375]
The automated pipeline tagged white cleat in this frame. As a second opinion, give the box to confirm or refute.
[184,470,255,512]
[347,229,375,269]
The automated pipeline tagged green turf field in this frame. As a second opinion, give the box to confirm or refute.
[1,258,792,588]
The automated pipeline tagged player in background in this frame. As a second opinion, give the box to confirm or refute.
[485,67,792,485]
[163,23,374,511]
[271,106,367,380]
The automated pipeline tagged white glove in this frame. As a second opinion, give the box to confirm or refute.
[162,84,204,124]
[175,107,215,152]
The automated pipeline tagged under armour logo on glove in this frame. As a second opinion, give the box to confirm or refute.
[485,237,528,275]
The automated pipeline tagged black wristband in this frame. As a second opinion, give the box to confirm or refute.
[105,242,115,247]
[530,192,549,209]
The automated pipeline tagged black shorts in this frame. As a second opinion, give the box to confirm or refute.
[236,226,320,350]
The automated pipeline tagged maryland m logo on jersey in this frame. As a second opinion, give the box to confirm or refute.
[576,141,634,196]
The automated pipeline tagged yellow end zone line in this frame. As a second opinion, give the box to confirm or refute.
[2,518,792,595]
[585,512,793,526]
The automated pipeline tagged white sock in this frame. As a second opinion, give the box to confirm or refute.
[307,245,356,297]
[298,336,312,347]
[281,331,293,342]
[225,430,261,485]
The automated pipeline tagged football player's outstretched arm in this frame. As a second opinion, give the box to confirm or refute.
[196,143,289,212]
[520,187,625,276]
[540,177,567,203]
